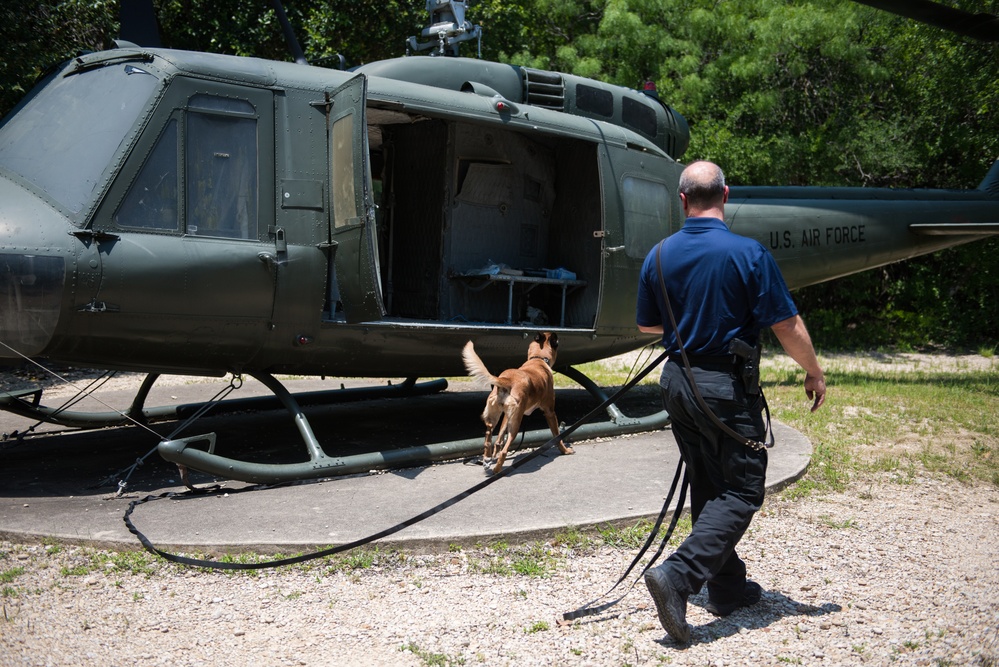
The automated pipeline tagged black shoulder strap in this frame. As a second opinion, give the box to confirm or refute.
[654,240,767,451]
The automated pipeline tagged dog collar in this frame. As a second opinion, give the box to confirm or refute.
[529,355,552,366]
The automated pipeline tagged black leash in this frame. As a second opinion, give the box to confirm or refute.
[123,347,670,571]
[561,461,687,621]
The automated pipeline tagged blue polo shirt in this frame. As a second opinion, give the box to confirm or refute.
[636,217,797,356]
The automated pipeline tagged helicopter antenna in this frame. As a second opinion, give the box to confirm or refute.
[271,0,309,65]
[407,0,482,57]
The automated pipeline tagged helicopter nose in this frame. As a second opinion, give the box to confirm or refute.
[0,178,69,361]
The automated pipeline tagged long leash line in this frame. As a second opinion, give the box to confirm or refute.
[561,461,687,621]
[123,347,671,571]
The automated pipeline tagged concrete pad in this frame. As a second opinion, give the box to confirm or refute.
[0,377,811,552]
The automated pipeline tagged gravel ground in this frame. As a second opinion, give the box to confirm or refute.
[2,472,997,666]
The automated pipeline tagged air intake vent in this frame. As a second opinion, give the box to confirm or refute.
[523,68,565,111]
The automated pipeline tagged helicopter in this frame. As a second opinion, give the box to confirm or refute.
[0,0,996,484]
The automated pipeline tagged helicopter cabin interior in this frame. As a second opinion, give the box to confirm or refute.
[361,108,602,330]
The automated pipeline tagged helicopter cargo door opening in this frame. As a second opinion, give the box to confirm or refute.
[327,75,385,324]
[366,111,602,330]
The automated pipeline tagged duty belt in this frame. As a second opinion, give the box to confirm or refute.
[677,354,739,370]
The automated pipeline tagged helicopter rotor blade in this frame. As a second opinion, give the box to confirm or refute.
[852,0,999,42]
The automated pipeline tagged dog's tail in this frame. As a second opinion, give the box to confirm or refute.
[462,341,498,389]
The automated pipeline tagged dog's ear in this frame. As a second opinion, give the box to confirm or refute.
[549,332,558,349]
[534,332,545,345]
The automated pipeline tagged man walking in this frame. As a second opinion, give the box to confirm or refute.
[636,160,826,643]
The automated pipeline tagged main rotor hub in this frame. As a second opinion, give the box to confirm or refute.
[407,0,482,57]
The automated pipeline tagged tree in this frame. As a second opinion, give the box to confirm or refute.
[0,1,118,118]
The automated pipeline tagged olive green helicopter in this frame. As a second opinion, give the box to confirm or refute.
[0,0,996,484]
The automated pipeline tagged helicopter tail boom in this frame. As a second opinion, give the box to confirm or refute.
[910,159,999,236]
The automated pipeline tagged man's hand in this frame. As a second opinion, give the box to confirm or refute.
[772,316,826,412]
[804,373,826,412]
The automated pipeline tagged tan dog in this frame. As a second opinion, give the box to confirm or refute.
[462,332,574,473]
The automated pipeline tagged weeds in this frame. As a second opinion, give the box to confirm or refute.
[399,641,465,666]
[524,620,549,634]
[0,566,24,585]
[598,516,691,550]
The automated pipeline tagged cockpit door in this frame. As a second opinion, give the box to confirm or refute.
[328,74,384,323]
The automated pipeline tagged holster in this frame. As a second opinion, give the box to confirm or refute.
[729,338,761,395]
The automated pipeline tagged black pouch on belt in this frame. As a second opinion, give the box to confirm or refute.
[728,337,761,395]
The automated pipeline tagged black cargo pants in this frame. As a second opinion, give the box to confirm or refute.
[658,357,768,606]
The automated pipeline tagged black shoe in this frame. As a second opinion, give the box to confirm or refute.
[704,580,763,617]
[644,567,691,644]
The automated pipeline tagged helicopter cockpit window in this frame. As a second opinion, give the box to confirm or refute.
[0,63,159,219]
[622,176,670,259]
[185,100,258,239]
[575,84,613,118]
[115,119,179,231]
[622,97,657,139]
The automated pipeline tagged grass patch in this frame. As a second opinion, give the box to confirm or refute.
[400,641,465,666]
[92,550,157,576]
[0,566,25,584]
[59,564,92,577]
[524,620,550,634]
[551,526,595,551]
[467,541,558,578]
[552,356,659,389]
[761,354,999,492]
[327,549,378,573]
[598,516,692,551]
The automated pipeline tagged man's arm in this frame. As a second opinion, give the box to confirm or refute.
[638,324,664,335]
[770,315,826,411]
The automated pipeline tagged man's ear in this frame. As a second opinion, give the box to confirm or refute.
[722,185,729,204]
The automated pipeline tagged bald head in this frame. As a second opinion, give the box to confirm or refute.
[678,161,727,215]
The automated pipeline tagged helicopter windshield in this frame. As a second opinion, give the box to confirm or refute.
[0,61,159,218]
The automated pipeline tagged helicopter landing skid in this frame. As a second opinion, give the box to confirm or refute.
[156,366,670,485]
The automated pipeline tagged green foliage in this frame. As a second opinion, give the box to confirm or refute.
[795,238,999,350]
[524,619,550,633]
[0,566,25,584]
[598,515,691,549]
[400,641,465,666]
[0,1,118,118]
